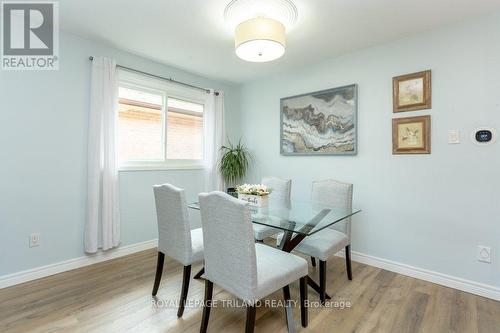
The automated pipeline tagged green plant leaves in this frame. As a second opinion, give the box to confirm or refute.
[219,139,251,185]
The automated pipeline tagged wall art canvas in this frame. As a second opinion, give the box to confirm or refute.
[392,115,431,154]
[280,84,357,155]
[393,70,431,112]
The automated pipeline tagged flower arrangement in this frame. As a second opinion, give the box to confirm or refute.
[236,184,271,196]
[236,184,271,207]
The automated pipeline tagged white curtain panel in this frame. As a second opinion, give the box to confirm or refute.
[85,57,120,253]
[204,90,226,191]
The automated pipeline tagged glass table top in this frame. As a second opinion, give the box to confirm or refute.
[188,200,361,236]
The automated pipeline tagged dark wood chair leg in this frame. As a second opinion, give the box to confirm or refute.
[306,276,332,300]
[177,265,191,317]
[245,304,257,333]
[345,245,353,280]
[282,285,295,333]
[193,267,205,279]
[299,277,308,327]
[311,257,316,267]
[319,260,327,305]
[152,252,165,296]
[200,280,213,333]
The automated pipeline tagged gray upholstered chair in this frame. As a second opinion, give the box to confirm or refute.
[198,191,308,333]
[253,176,292,242]
[152,184,204,318]
[277,179,353,304]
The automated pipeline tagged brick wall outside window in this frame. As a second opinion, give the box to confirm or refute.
[167,110,203,160]
[118,103,163,161]
[117,94,204,162]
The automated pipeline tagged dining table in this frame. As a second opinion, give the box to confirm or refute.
[188,199,361,299]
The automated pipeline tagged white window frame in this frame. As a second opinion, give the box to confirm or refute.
[118,69,209,171]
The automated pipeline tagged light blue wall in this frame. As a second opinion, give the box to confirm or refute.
[0,31,240,276]
[239,13,500,287]
[2,13,499,290]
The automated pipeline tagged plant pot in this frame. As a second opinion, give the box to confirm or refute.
[238,193,269,207]
[226,187,238,198]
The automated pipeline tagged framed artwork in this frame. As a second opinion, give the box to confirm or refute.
[393,70,431,113]
[280,84,357,155]
[392,115,431,154]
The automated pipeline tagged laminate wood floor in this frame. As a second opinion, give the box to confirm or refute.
[1,248,499,333]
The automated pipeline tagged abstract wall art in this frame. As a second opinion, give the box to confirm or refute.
[280,84,357,155]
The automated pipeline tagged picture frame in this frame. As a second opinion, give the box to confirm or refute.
[392,115,431,154]
[280,84,358,156]
[393,70,431,113]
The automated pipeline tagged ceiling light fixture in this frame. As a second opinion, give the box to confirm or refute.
[224,0,298,63]
[235,17,285,62]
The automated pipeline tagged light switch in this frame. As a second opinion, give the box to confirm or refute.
[448,130,460,144]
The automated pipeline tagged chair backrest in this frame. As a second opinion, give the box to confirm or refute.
[199,191,257,301]
[262,176,292,208]
[153,184,192,265]
[311,179,353,239]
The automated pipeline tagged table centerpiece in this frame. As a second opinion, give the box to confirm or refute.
[236,184,271,207]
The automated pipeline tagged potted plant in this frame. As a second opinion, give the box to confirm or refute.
[219,140,251,195]
[235,184,271,207]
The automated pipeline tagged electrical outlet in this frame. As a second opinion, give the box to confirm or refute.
[477,245,491,263]
[29,233,40,247]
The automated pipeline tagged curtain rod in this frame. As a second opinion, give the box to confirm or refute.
[88,56,219,96]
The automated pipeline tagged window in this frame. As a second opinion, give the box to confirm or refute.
[117,71,206,170]
[118,86,164,161]
[166,98,204,160]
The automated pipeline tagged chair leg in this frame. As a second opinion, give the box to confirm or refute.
[282,285,295,333]
[152,252,165,296]
[319,260,327,305]
[193,267,205,279]
[311,257,316,267]
[200,280,213,333]
[177,265,191,317]
[345,245,353,280]
[245,304,257,333]
[299,277,308,328]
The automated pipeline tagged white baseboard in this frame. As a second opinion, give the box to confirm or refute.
[0,239,158,289]
[336,249,500,301]
[2,240,499,302]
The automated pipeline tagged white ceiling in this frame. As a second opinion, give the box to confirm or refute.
[60,0,500,84]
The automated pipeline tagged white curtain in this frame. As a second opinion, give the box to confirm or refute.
[85,57,120,253]
[204,90,225,191]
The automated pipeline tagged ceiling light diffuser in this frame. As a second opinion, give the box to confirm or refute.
[235,17,286,62]
[225,0,297,63]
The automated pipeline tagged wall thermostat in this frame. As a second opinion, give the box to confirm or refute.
[471,127,496,145]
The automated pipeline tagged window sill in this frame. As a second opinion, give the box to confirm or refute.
[119,165,205,172]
